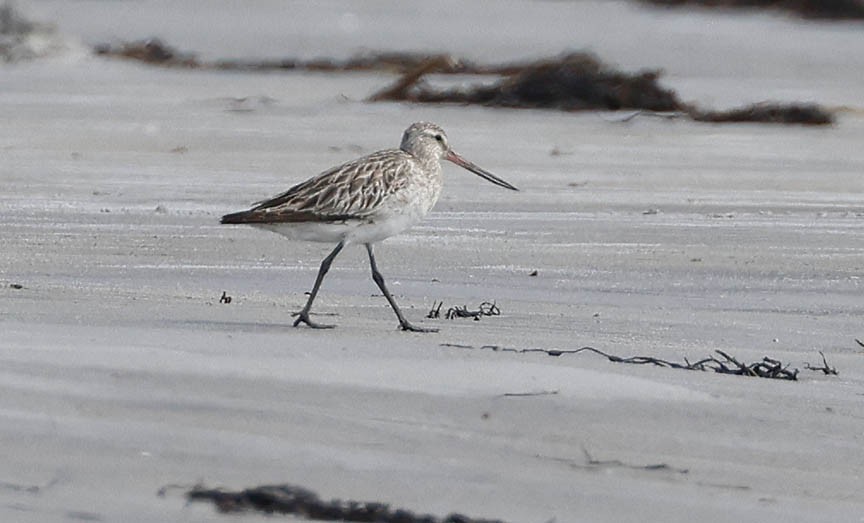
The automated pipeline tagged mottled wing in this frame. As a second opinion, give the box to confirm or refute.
[221,150,414,224]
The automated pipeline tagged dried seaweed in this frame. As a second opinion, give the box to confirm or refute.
[93,40,835,126]
[366,54,834,125]
[427,301,500,321]
[94,38,198,67]
[574,346,801,379]
[367,56,457,102]
[370,52,680,113]
[541,447,689,474]
[636,0,864,21]
[446,302,500,321]
[219,51,462,73]
[804,351,838,375]
[690,102,834,125]
[94,40,465,74]
[426,301,444,319]
[440,344,820,380]
[185,483,507,523]
[440,343,593,357]
[369,54,833,125]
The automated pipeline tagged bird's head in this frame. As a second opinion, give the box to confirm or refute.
[399,122,518,191]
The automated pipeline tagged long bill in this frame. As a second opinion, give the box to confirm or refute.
[446,150,519,191]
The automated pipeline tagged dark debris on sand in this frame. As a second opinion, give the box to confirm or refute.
[441,344,819,381]
[185,483,508,523]
[0,3,35,36]
[690,102,835,125]
[369,52,834,125]
[214,51,462,73]
[94,40,462,74]
[94,38,199,67]
[93,40,835,126]
[637,0,864,21]
[370,52,680,113]
[1,2,65,62]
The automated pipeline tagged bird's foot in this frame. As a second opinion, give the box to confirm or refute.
[292,312,336,329]
[399,321,438,333]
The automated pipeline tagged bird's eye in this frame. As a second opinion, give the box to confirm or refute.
[434,134,444,143]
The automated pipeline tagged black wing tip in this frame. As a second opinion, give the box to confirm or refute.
[220,210,252,224]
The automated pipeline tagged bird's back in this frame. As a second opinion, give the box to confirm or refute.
[221,149,420,225]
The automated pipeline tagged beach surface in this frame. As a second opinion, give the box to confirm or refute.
[1,1,863,522]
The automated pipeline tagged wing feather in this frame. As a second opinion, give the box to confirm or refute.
[221,149,415,225]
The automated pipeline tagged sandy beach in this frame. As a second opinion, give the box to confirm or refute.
[2,1,863,522]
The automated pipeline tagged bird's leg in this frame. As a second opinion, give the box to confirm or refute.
[366,244,438,333]
[293,241,344,329]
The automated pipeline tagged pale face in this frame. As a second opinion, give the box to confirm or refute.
[400,121,519,191]
[400,122,450,161]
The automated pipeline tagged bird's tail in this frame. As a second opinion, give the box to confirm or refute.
[220,210,255,224]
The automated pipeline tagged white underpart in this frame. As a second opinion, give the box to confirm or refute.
[258,175,442,245]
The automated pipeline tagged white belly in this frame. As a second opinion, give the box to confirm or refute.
[256,213,415,244]
[258,197,433,245]
[257,177,441,245]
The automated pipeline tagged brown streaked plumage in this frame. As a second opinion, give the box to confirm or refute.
[221,122,518,332]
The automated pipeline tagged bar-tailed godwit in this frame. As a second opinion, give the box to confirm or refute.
[222,122,518,332]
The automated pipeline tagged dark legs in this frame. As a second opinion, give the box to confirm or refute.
[292,241,344,329]
[366,243,437,333]
[293,241,435,332]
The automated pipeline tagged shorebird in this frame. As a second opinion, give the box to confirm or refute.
[221,122,518,332]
